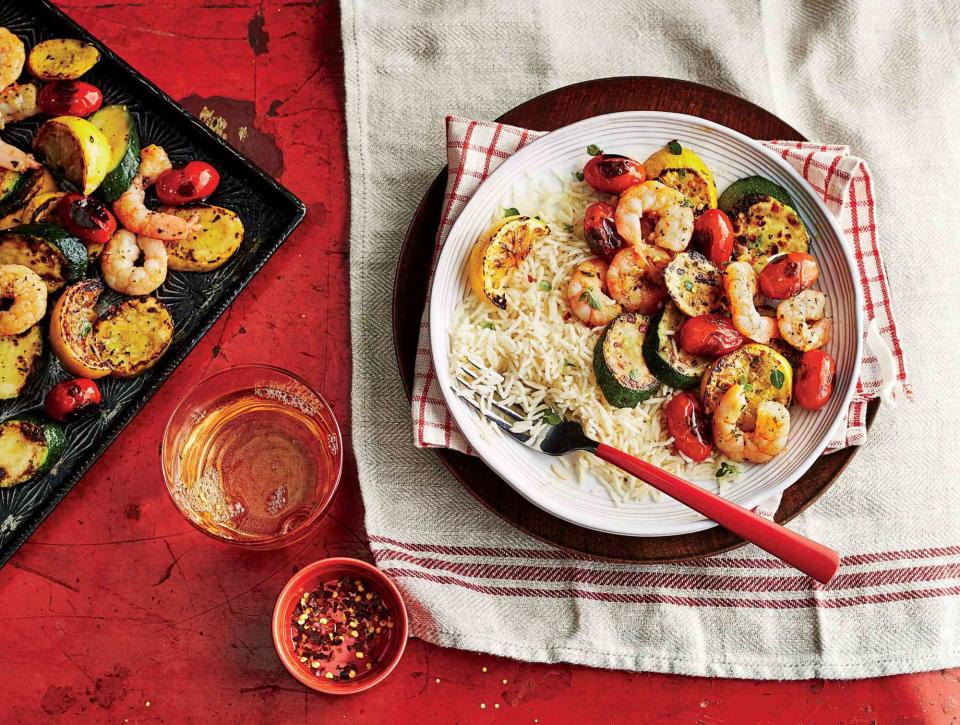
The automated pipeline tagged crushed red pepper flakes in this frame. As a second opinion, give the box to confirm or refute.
[290,575,394,681]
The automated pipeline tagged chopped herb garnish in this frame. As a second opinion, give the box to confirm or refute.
[770,369,786,389]
[743,382,754,392]
[503,207,520,217]
[533,214,542,220]
[683,279,694,292]
[79,321,92,338]
[480,321,495,330]
[581,289,602,311]
[716,461,739,478]
[564,360,576,367]
[538,281,551,291]
[586,144,602,156]
[541,411,562,426]
[575,171,585,181]
[738,374,748,386]
[562,222,574,233]
[677,168,687,179]
[667,139,682,155]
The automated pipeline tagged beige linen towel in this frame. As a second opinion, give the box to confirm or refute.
[343,0,960,678]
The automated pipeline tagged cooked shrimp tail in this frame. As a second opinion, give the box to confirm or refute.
[712,383,790,463]
[565,257,621,327]
[777,289,833,351]
[0,263,46,335]
[615,180,694,251]
[112,144,196,241]
[723,261,778,344]
[101,230,168,295]
[0,28,25,90]
[0,138,40,172]
[0,83,38,129]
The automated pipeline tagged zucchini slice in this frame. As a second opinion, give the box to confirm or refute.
[160,204,245,272]
[0,414,65,488]
[0,325,43,400]
[92,296,173,378]
[89,105,140,202]
[593,312,659,408]
[731,196,810,272]
[0,169,24,206]
[642,302,709,390]
[0,168,59,229]
[663,251,724,317]
[0,223,88,292]
[700,343,793,428]
[718,176,796,216]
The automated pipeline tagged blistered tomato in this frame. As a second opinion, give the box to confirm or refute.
[691,209,734,266]
[758,252,819,299]
[794,349,836,410]
[665,391,712,462]
[582,202,624,260]
[38,80,103,117]
[44,378,102,422]
[154,161,220,205]
[56,193,117,245]
[678,314,745,357]
[582,154,646,195]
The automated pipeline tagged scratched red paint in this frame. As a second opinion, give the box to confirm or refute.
[0,2,956,723]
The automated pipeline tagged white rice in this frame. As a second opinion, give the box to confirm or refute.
[449,173,726,503]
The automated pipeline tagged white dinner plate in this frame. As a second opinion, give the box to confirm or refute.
[430,111,862,537]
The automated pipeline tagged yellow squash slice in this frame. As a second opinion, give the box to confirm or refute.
[644,141,718,213]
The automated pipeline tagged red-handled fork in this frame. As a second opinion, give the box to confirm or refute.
[457,385,840,584]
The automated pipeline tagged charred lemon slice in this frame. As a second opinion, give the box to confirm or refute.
[33,116,111,195]
[643,141,717,213]
[468,215,549,309]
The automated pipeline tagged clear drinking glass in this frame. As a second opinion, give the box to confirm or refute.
[161,365,342,548]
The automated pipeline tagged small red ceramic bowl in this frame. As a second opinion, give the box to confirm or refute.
[273,557,408,694]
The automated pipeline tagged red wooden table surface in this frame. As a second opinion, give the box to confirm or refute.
[0,2,957,723]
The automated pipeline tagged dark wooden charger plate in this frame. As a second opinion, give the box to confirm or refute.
[393,77,877,562]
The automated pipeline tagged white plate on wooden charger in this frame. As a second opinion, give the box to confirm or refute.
[430,111,863,537]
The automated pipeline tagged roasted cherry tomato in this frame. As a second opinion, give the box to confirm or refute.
[154,161,220,206]
[582,201,625,261]
[691,208,734,266]
[758,252,819,300]
[678,314,745,357]
[56,192,117,245]
[794,349,836,411]
[44,378,103,422]
[665,391,712,462]
[582,154,646,195]
[37,80,103,118]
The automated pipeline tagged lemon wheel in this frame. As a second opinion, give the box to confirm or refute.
[33,116,112,196]
[468,216,549,309]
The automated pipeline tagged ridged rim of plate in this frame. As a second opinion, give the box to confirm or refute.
[430,111,863,537]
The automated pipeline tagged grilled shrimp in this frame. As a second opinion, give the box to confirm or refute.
[0,263,46,335]
[712,383,790,463]
[776,289,833,351]
[605,244,670,314]
[566,257,621,327]
[0,83,38,129]
[113,145,195,241]
[101,229,168,296]
[615,180,694,251]
[0,28,25,90]
[723,261,778,344]
[0,137,40,171]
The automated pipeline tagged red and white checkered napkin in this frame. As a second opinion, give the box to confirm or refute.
[412,116,911,455]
